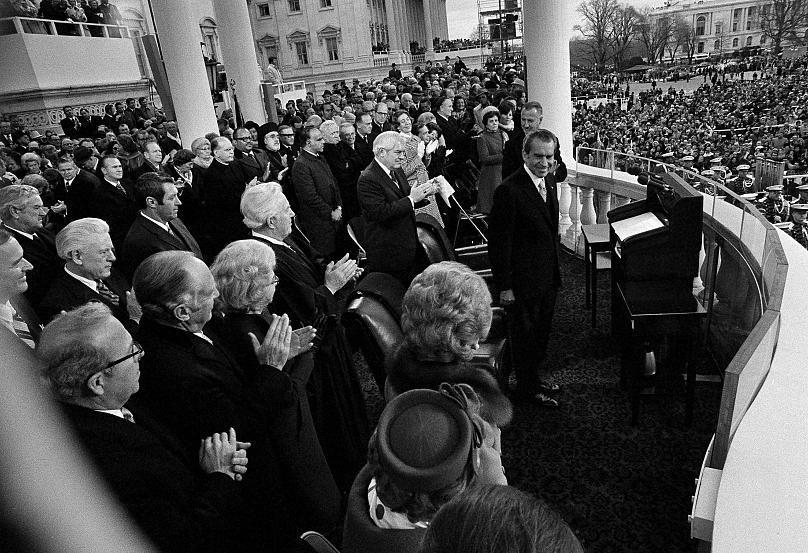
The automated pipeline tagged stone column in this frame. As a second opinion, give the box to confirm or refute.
[423,0,435,61]
[523,0,573,167]
[150,0,218,141]
[212,0,266,124]
[385,0,404,64]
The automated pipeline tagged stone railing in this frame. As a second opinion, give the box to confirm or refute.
[0,16,129,39]
[372,52,389,68]
[568,147,808,551]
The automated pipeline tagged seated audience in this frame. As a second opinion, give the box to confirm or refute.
[131,250,321,549]
[419,484,583,553]
[36,302,249,553]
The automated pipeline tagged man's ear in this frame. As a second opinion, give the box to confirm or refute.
[68,250,83,265]
[173,302,191,322]
[86,371,105,396]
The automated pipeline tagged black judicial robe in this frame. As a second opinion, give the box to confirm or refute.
[251,230,369,492]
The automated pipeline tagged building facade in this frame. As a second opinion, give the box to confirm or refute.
[0,0,449,132]
[647,0,807,59]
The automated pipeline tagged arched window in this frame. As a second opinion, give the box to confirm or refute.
[746,36,753,46]
[732,37,739,48]
[695,15,706,36]
[714,39,721,50]
[200,17,220,61]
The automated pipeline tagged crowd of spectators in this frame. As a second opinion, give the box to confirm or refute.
[5,43,808,549]
[11,0,122,36]
[0,54,589,552]
[573,54,808,230]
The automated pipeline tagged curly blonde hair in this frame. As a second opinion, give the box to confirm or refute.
[401,261,492,361]
[210,240,276,313]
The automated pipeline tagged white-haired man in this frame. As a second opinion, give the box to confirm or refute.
[37,302,248,553]
[357,131,435,284]
[0,227,39,346]
[38,217,138,329]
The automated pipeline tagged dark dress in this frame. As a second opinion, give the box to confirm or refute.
[251,231,370,492]
[212,312,342,534]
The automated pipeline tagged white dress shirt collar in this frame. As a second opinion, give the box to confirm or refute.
[65,265,98,292]
[139,211,171,233]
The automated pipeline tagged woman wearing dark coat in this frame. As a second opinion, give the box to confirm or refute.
[241,182,370,494]
[209,240,342,538]
[476,107,506,215]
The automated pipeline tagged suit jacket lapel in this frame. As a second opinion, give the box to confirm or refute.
[373,161,405,199]
[169,219,203,258]
[518,168,554,229]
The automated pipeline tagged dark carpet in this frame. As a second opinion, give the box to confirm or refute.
[354,250,721,553]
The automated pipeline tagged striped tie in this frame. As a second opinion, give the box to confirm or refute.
[11,311,35,349]
[96,280,120,307]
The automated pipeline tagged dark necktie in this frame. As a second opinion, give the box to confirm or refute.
[111,181,127,196]
[96,279,120,307]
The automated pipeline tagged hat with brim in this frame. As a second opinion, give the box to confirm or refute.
[376,388,474,493]
[791,204,808,212]
[766,185,784,192]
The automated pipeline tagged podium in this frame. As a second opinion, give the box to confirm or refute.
[607,173,706,424]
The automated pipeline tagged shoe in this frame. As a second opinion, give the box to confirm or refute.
[518,391,560,408]
[537,380,562,394]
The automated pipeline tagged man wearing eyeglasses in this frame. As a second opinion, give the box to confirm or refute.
[119,172,202,280]
[37,302,249,553]
[0,185,61,307]
[370,102,390,143]
[357,131,435,284]
[233,126,270,182]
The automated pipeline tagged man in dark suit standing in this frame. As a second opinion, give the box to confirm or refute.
[489,129,562,408]
[59,106,82,140]
[128,139,164,182]
[120,172,202,279]
[233,127,270,182]
[292,127,343,259]
[38,217,138,331]
[202,137,254,260]
[388,63,402,80]
[36,302,248,553]
[370,102,391,143]
[54,157,98,223]
[0,185,62,307]
[353,113,375,169]
[90,156,137,251]
[502,101,567,183]
[357,131,435,284]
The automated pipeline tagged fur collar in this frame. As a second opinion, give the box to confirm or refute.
[386,344,512,427]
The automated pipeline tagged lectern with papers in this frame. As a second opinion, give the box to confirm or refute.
[607,172,706,424]
[608,171,702,291]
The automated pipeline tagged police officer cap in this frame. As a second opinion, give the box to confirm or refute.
[701,169,715,176]
[736,164,750,170]
[766,184,784,192]
[681,155,694,162]
[791,204,808,212]
[710,157,722,165]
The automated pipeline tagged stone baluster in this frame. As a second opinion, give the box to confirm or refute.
[580,186,596,226]
[595,189,611,224]
[558,181,572,226]
[563,184,580,253]
[612,194,631,210]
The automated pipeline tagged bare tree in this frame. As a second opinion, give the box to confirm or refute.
[610,4,640,71]
[636,9,674,65]
[674,16,698,65]
[575,0,620,73]
[759,0,808,55]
